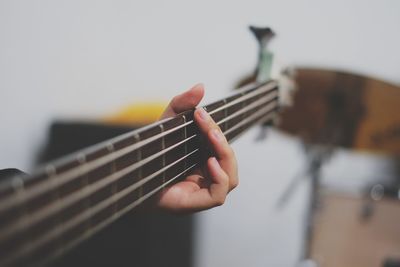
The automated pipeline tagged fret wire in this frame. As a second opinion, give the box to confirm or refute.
[10,176,27,243]
[226,108,277,143]
[75,153,91,246]
[0,95,279,266]
[0,154,200,266]
[0,134,198,242]
[160,124,166,187]
[183,115,188,174]
[46,164,62,241]
[224,100,278,139]
[223,99,228,131]
[0,92,280,243]
[42,164,64,259]
[206,82,277,115]
[0,84,278,242]
[0,120,194,212]
[106,142,118,216]
[3,103,276,247]
[0,82,276,200]
[240,92,246,134]
[216,91,278,126]
[0,94,279,244]
[0,82,277,213]
[28,163,198,267]
[1,136,192,240]
[135,134,143,199]
[5,104,278,266]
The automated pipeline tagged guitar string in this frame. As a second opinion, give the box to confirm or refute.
[0,93,279,246]
[0,103,275,263]
[34,165,200,267]
[39,109,278,267]
[2,162,199,267]
[1,100,278,267]
[0,82,277,213]
[0,91,279,242]
[0,136,198,242]
[0,99,279,262]
[0,82,276,205]
[0,84,278,247]
[0,80,276,200]
[0,87,277,222]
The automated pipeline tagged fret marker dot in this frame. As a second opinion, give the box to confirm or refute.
[77,154,86,164]
[106,142,115,152]
[11,176,24,191]
[45,165,57,176]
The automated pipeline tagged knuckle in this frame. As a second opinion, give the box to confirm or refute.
[204,120,216,131]
[171,95,179,105]
[221,172,230,184]
[231,178,239,189]
[215,195,226,206]
[224,146,235,158]
[210,116,218,124]
[214,125,223,135]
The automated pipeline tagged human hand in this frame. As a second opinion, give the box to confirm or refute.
[157,84,238,213]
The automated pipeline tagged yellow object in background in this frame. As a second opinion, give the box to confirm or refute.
[103,102,168,126]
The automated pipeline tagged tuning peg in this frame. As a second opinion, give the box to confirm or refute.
[249,26,275,47]
[249,26,275,83]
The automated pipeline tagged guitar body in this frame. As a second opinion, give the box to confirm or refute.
[279,68,400,155]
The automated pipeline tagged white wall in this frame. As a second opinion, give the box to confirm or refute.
[0,1,399,266]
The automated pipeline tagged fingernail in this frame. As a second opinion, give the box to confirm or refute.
[194,83,204,89]
[210,157,218,165]
[197,107,209,120]
[189,83,204,93]
[210,157,221,170]
[211,129,223,141]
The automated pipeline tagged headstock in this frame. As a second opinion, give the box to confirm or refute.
[249,26,296,110]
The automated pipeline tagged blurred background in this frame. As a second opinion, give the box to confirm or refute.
[0,1,400,266]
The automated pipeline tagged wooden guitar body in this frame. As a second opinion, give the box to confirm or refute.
[279,68,400,155]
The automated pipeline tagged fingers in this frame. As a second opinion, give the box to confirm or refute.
[156,157,229,212]
[156,85,239,213]
[194,108,239,192]
[160,83,205,119]
[186,157,230,210]
[206,157,230,205]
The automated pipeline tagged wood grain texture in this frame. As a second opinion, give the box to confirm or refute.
[279,68,400,155]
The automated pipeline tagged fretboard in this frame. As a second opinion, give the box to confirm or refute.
[0,80,279,266]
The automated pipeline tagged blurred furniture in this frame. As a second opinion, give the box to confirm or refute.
[310,191,400,267]
[277,68,400,266]
[38,121,193,267]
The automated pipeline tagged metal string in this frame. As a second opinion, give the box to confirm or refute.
[0,96,278,266]
[0,82,277,213]
[0,89,279,242]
